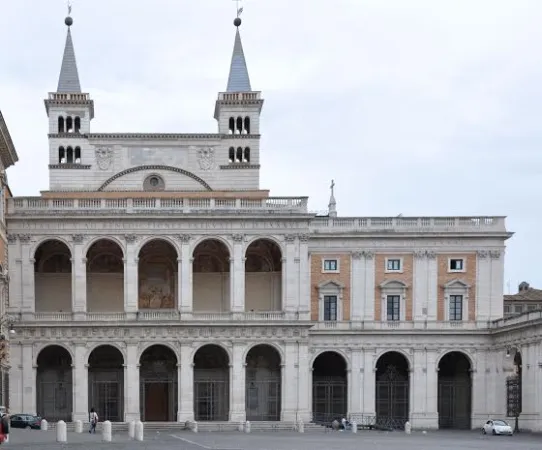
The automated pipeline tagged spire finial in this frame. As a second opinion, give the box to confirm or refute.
[233,0,243,27]
[330,179,335,197]
[328,179,337,218]
[65,0,73,27]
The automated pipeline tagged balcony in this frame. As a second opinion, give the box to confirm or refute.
[7,196,309,216]
[311,320,489,332]
[310,216,507,234]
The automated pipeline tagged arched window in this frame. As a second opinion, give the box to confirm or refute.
[236,147,243,163]
[58,117,65,133]
[74,117,81,133]
[74,147,81,163]
[236,117,243,135]
[228,117,235,134]
[66,146,74,164]
[66,117,73,133]
[243,147,250,163]
[228,147,235,163]
[58,146,66,164]
[244,117,251,134]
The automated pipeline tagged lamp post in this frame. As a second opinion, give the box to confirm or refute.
[505,347,521,433]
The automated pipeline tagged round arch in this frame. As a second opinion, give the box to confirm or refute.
[312,350,348,424]
[436,349,474,369]
[34,343,74,367]
[191,235,233,256]
[136,236,180,257]
[243,342,285,364]
[85,343,126,365]
[138,342,179,362]
[374,349,412,371]
[32,237,72,260]
[191,342,232,364]
[97,165,213,191]
[83,236,126,258]
[310,349,350,371]
[244,235,284,254]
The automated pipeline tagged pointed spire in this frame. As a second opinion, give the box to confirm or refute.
[57,11,81,93]
[226,17,252,92]
[328,180,337,218]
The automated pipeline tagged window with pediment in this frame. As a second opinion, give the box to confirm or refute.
[380,279,407,322]
[443,279,469,321]
[318,280,344,321]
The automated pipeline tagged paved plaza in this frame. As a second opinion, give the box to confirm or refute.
[3,429,542,450]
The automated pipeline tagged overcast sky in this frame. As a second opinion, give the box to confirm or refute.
[1,0,541,291]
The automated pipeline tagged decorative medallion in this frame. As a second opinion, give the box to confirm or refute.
[197,147,215,171]
[95,147,113,170]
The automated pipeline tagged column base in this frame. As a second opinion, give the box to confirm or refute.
[409,413,438,430]
[177,411,194,423]
[124,412,140,422]
[73,412,89,422]
[230,410,246,422]
[281,410,299,422]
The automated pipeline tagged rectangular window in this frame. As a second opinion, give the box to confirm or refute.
[323,295,337,321]
[449,295,463,321]
[514,305,523,314]
[503,305,511,313]
[449,258,464,271]
[386,295,400,321]
[323,259,338,272]
[386,259,401,271]
[528,305,537,312]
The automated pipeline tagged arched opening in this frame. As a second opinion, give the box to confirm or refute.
[58,146,65,164]
[34,240,72,312]
[139,345,178,421]
[236,147,243,163]
[66,146,74,163]
[86,239,124,312]
[138,239,177,309]
[245,345,281,421]
[245,239,282,312]
[74,146,81,163]
[88,345,124,422]
[228,117,235,134]
[236,117,243,134]
[58,116,65,133]
[243,147,250,163]
[312,351,347,423]
[74,116,81,133]
[193,345,230,421]
[66,116,73,133]
[36,345,72,422]
[505,350,522,430]
[244,116,251,134]
[228,147,235,163]
[375,351,410,429]
[193,239,230,312]
[438,351,472,429]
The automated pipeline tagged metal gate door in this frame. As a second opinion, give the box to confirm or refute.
[89,381,123,422]
[312,376,347,424]
[37,379,72,422]
[375,366,409,429]
[194,380,229,421]
[246,378,281,421]
[438,380,471,429]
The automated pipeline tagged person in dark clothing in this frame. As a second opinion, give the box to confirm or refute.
[89,408,98,434]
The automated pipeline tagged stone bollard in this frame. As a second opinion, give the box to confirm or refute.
[102,420,112,442]
[238,421,244,432]
[135,420,144,441]
[352,421,358,434]
[128,420,135,439]
[56,420,67,443]
[405,421,412,434]
[75,420,83,433]
[298,420,304,433]
[40,419,48,431]
[245,421,251,433]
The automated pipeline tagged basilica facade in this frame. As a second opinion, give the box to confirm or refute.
[6,11,542,431]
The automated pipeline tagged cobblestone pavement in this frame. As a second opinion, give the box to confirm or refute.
[4,429,542,449]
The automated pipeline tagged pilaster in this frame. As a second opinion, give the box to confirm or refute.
[410,349,437,429]
[123,235,138,314]
[179,235,193,313]
[178,345,194,421]
[476,250,491,321]
[349,348,362,414]
[426,252,438,321]
[72,235,86,315]
[471,358,485,427]
[22,344,35,414]
[362,252,375,320]
[230,343,245,421]
[9,344,22,414]
[20,236,35,314]
[72,344,88,421]
[230,234,245,312]
[413,251,427,320]
[489,250,504,321]
[124,344,140,421]
[296,341,311,422]
[350,252,363,321]
[298,234,310,314]
[283,235,297,312]
[7,235,21,312]
[361,348,375,415]
[281,342,297,421]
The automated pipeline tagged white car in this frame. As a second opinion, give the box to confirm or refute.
[482,419,513,436]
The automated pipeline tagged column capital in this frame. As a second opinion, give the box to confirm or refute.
[177,234,192,244]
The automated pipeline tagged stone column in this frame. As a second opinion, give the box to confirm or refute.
[7,235,22,312]
[72,235,87,317]
[410,349,437,429]
[362,252,375,320]
[20,235,35,316]
[349,349,362,415]
[489,250,504,321]
[178,345,194,421]
[22,344,35,414]
[296,341,311,422]
[72,344,88,421]
[178,235,193,314]
[283,235,298,313]
[124,344,140,421]
[350,252,364,321]
[476,250,491,322]
[426,252,438,321]
[230,343,246,421]
[281,342,296,421]
[361,348,375,415]
[412,252,427,321]
[230,234,245,313]
[123,235,139,315]
[298,235,310,317]
[9,343,23,414]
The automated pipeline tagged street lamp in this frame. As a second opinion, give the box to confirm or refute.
[505,346,521,433]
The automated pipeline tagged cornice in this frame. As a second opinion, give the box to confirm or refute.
[88,133,222,140]
[48,133,88,139]
[220,164,261,170]
[49,164,91,170]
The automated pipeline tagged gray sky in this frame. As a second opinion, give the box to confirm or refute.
[1,0,541,291]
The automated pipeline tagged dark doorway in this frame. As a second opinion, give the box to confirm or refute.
[139,345,178,421]
[375,351,409,429]
[438,351,472,429]
[88,345,124,422]
[193,345,230,421]
[312,351,347,424]
[245,345,282,421]
[36,346,73,421]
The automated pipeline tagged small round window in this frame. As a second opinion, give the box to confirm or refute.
[143,174,165,191]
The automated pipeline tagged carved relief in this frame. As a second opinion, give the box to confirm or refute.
[362,251,374,260]
[7,235,17,244]
[95,147,113,170]
[477,250,489,259]
[177,234,192,244]
[124,234,138,244]
[71,234,84,243]
[231,234,244,243]
[489,250,501,259]
[197,147,215,171]
[284,234,296,243]
[352,252,363,260]
[425,251,436,259]
[413,250,426,259]
[298,234,310,242]
[18,234,32,243]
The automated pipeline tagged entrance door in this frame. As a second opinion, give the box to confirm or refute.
[145,383,169,421]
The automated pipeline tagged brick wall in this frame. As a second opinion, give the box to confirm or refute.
[437,253,477,321]
[374,253,414,321]
[310,254,351,321]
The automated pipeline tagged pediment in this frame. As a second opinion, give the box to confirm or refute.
[318,280,344,290]
[380,279,408,289]
[444,279,470,289]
